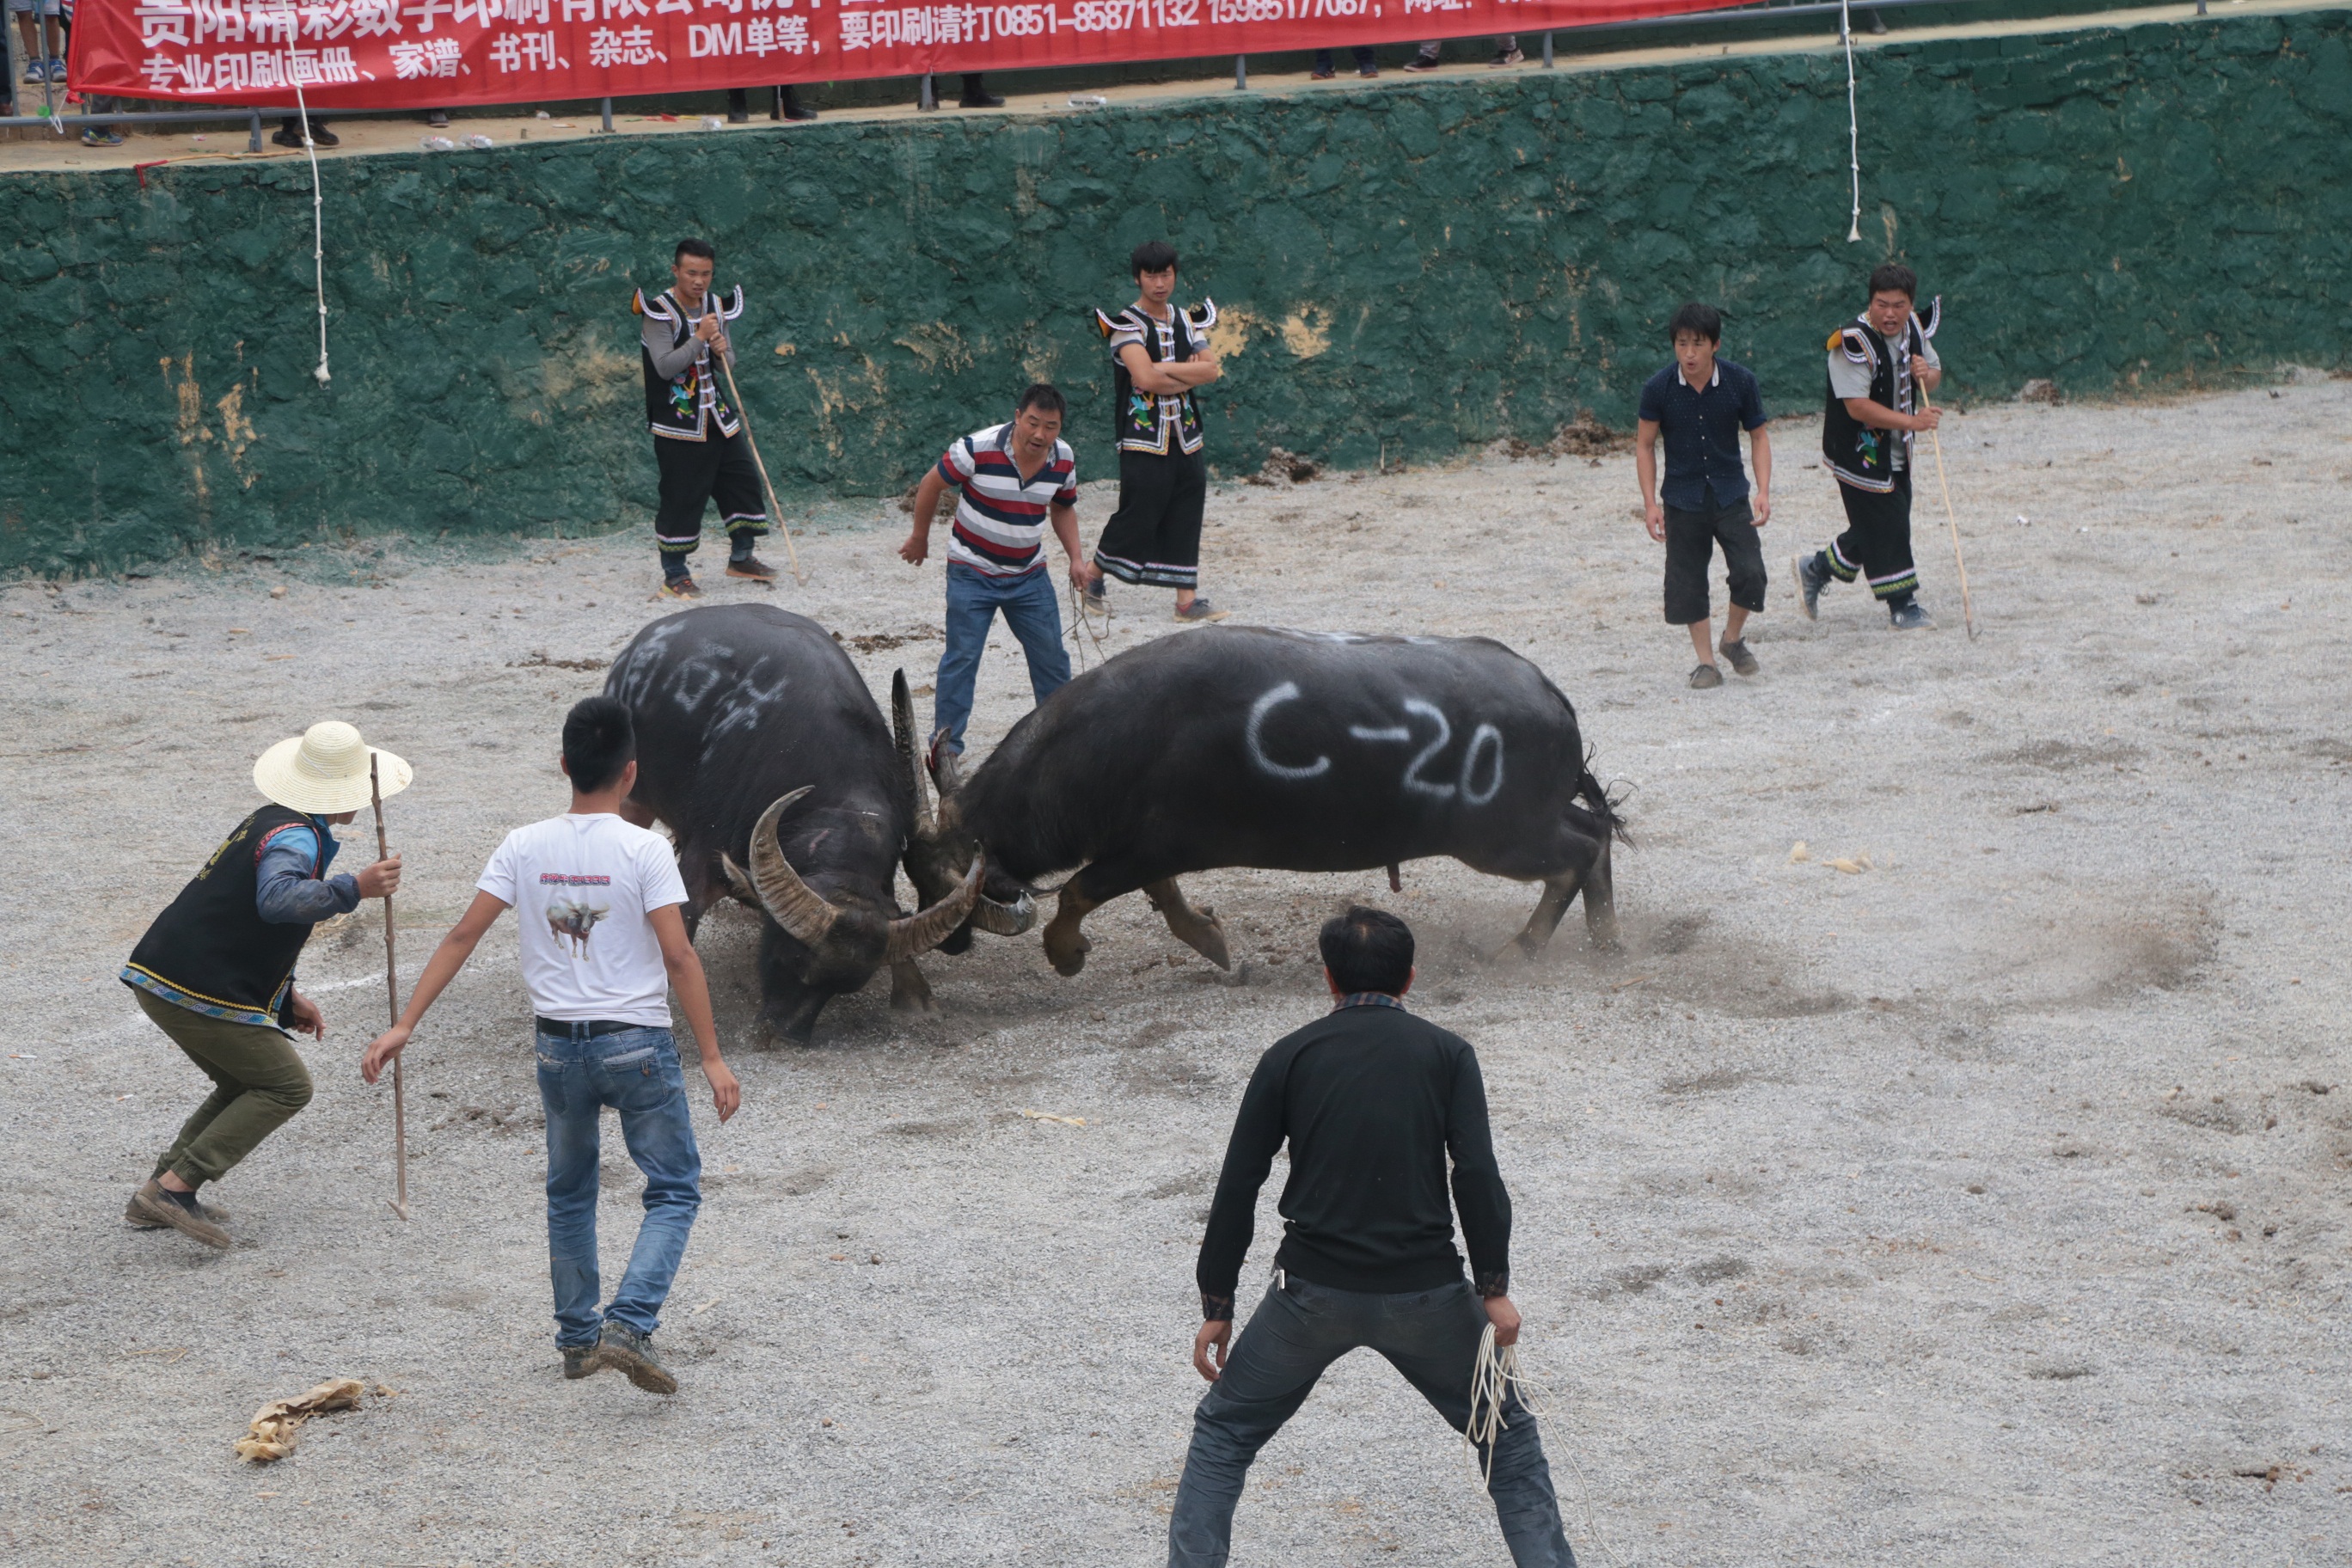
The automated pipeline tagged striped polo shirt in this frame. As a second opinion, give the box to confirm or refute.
[938,422,1079,578]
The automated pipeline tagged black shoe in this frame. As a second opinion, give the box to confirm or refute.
[1794,552,1827,621]
[659,573,703,600]
[781,95,817,121]
[1310,65,1336,79]
[1888,598,1935,631]
[1403,51,1442,71]
[726,554,779,584]
[596,1322,677,1395]
[561,1343,603,1380]
[959,89,1004,108]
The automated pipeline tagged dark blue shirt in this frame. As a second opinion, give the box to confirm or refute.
[1638,358,1767,511]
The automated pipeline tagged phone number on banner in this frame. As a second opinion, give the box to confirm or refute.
[838,0,1202,46]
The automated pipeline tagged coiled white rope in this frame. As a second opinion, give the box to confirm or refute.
[292,79,331,384]
[1465,1324,1630,1568]
[1841,0,1863,242]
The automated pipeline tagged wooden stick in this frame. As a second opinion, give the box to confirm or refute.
[370,755,408,1221]
[1918,384,1979,640]
[714,340,805,586]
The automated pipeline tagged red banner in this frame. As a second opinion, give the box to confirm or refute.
[68,0,1726,110]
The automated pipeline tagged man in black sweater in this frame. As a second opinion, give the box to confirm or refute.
[1170,907,1577,1567]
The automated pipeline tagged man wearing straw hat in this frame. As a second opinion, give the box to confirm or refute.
[119,721,407,1248]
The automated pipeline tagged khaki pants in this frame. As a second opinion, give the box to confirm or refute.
[134,988,314,1187]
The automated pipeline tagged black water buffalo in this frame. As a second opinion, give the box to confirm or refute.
[911,625,1622,977]
[605,603,1025,1041]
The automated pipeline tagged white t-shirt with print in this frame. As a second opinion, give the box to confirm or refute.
[477,813,689,1028]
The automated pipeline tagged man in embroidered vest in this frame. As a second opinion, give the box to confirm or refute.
[1091,240,1229,624]
[119,722,407,1247]
[636,237,779,600]
[1794,263,1944,631]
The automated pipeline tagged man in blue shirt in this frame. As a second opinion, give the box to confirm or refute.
[1635,303,1773,689]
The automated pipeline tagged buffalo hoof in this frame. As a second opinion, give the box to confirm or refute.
[1172,911,1233,971]
[1044,926,1092,977]
[889,959,936,1014]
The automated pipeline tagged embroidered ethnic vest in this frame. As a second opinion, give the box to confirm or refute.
[1821,297,1939,493]
[635,285,744,442]
[125,805,326,1026]
[1094,298,1217,456]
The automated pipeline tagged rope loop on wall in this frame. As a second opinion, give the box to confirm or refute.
[293,80,332,384]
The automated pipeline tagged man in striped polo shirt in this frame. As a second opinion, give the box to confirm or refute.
[898,384,1090,756]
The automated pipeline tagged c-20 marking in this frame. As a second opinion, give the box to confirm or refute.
[1250,683,1506,805]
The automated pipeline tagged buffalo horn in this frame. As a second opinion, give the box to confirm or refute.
[884,856,985,963]
[747,787,842,947]
[718,852,759,908]
[891,669,935,836]
[968,891,1037,936]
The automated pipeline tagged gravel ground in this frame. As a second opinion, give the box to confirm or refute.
[2,381,2347,1568]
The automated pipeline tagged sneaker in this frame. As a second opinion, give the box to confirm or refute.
[1173,597,1229,624]
[561,1343,603,1381]
[83,127,125,147]
[23,58,47,83]
[1719,636,1759,676]
[782,101,818,122]
[1359,64,1381,77]
[659,573,703,600]
[1403,51,1442,71]
[725,554,779,584]
[1310,65,1336,80]
[596,1321,677,1395]
[1793,551,1826,621]
[1487,45,1525,67]
[1688,663,1724,689]
[959,89,1005,108]
[126,1178,231,1248]
[1888,599,1935,631]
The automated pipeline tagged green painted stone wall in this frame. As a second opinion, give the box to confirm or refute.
[3,9,2347,575]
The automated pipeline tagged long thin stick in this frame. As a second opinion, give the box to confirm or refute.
[714,343,806,586]
[1917,385,1979,640]
[370,756,408,1220]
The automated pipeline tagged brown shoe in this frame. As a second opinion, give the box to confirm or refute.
[659,574,703,600]
[127,1179,230,1247]
[1719,636,1760,676]
[126,1186,228,1228]
[1687,663,1724,689]
[725,555,779,584]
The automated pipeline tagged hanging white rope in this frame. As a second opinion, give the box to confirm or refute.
[292,79,332,384]
[1841,0,1863,242]
[1464,1323,1631,1568]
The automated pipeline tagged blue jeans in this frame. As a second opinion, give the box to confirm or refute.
[1169,1277,1577,1568]
[535,1024,702,1348]
[933,563,1070,754]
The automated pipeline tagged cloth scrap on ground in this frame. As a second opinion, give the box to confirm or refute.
[234,1377,365,1462]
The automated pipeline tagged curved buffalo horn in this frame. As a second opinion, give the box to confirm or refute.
[718,852,760,908]
[891,669,935,836]
[968,891,1037,936]
[931,741,966,797]
[884,855,985,964]
[747,787,842,948]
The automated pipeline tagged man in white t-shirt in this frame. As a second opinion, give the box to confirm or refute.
[363,697,740,1396]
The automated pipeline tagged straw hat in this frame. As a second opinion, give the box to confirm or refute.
[252,721,412,816]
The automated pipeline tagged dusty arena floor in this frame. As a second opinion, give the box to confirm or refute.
[2,381,2347,1567]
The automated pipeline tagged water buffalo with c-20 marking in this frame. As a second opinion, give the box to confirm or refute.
[910,624,1623,976]
[603,603,1024,1042]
